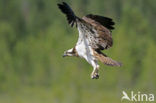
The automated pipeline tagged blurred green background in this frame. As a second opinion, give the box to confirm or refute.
[0,0,156,103]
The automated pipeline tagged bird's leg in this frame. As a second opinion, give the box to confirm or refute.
[91,61,99,79]
[91,67,95,79]
[91,67,99,79]
[95,65,99,78]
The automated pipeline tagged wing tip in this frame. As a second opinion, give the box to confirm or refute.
[110,60,122,67]
[105,62,122,67]
[57,2,76,27]
[85,14,115,31]
[104,58,122,67]
[116,62,122,67]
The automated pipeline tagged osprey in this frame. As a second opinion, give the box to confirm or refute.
[57,2,122,79]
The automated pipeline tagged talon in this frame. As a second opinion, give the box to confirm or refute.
[91,74,99,79]
[95,74,99,79]
[91,75,95,79]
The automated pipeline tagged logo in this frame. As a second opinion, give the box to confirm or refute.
[121,91,155,102]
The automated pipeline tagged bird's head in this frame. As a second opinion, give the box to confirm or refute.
[63,48,78,57]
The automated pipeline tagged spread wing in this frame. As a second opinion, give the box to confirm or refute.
[93,50,122,67]
[79,14,114,50]
[84,14,115,31]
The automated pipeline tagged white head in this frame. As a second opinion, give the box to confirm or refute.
[63,48,78,57]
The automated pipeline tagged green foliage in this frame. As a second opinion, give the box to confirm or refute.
[0,0,156,103]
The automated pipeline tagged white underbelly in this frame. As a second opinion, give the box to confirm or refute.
[76,41,95,64]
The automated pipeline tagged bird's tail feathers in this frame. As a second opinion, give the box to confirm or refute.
[57,2,77,27]
[94,50,122,67]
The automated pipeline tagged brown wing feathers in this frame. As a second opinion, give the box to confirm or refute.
[85,14,115,31]
[82,16,113,50]
[94,50,122,67]
[96,26,113,49]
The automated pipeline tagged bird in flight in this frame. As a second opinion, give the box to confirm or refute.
[57,2,122,79]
